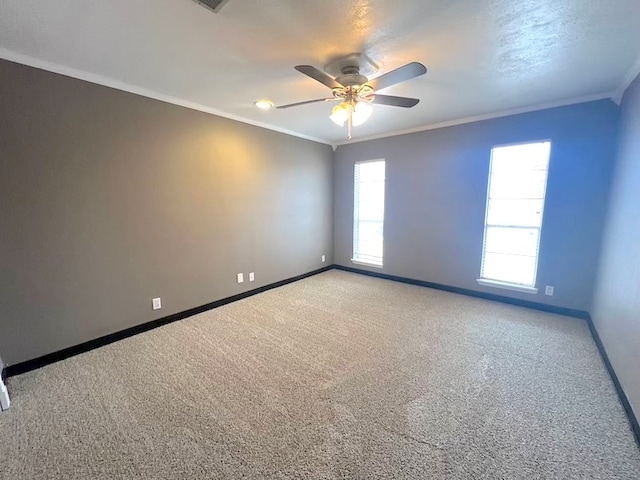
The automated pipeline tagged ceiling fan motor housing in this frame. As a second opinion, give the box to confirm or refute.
[324,53,379,78]
[336,71,369,87]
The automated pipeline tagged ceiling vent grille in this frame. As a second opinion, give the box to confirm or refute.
[192,0,232,13]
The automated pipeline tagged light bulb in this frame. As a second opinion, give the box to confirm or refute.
[352,101,373,126]
[330,102,350,126]
[253,99,274,110]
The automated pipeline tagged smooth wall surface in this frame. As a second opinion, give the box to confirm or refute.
[592,73,640,417]
[0,59,333,365]
[334,101,619,311]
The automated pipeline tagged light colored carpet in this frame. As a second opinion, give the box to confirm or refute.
[1,270,639,479]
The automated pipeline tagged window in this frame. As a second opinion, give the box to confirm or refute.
[478,141,551,292]
[353,160,385,267]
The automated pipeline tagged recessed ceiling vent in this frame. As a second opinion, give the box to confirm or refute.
[192,0,232,13]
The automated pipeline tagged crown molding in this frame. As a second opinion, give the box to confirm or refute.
[0,48,331,146]
[1,48,630,150]
[611,54,640,105]
[335,92,616,147]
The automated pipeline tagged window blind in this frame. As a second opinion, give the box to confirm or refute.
[480,141,551,286]
[353,160,385,266]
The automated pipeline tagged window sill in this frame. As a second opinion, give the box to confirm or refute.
[476,278,538,294]
[351,259,383,268]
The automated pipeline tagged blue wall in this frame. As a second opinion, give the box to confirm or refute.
[593,73,640,417]
[334,100,620,311]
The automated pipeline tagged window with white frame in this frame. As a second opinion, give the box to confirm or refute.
[478,141,551,291]
[353,160,385,266]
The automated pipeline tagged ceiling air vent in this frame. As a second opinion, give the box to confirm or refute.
[192,0,232,13]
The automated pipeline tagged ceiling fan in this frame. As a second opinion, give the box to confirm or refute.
[277,56,427,139]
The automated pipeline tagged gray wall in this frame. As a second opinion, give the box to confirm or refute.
[592,73,640,417]
[0,59,334,366]
[334,101,620,311]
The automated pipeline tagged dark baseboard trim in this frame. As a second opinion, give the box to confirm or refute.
[6,262,639,449]
[337,264,640,448]
[585,314,640,447]
[5,266,333,378]
[334,265,590,319]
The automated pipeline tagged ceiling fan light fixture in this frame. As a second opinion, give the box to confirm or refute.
[330,100,372,129]
[352,101,373,126]
[330,102,350,126]
[254,99,274,110]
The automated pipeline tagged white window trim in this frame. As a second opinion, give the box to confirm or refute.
[476,278,539,294]
[351,258,384,268]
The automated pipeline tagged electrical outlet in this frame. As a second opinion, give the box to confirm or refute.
[249,272,255,282]
[152,297,162,310]
[545,286,554,296]
[237,273,244,284]
[322,255,326,262]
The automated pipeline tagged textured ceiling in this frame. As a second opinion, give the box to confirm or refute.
[1,0,639,145]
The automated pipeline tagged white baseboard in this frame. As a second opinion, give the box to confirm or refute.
[0,379,9,411]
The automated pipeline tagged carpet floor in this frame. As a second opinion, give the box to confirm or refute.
[1,270,639,479]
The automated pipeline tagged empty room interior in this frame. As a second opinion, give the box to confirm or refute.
[1,0,640,478]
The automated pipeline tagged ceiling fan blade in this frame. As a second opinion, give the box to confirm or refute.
[295,65,344,89]
[276,98,338,109]
[370,94,420,108]
[367,62,427,91]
